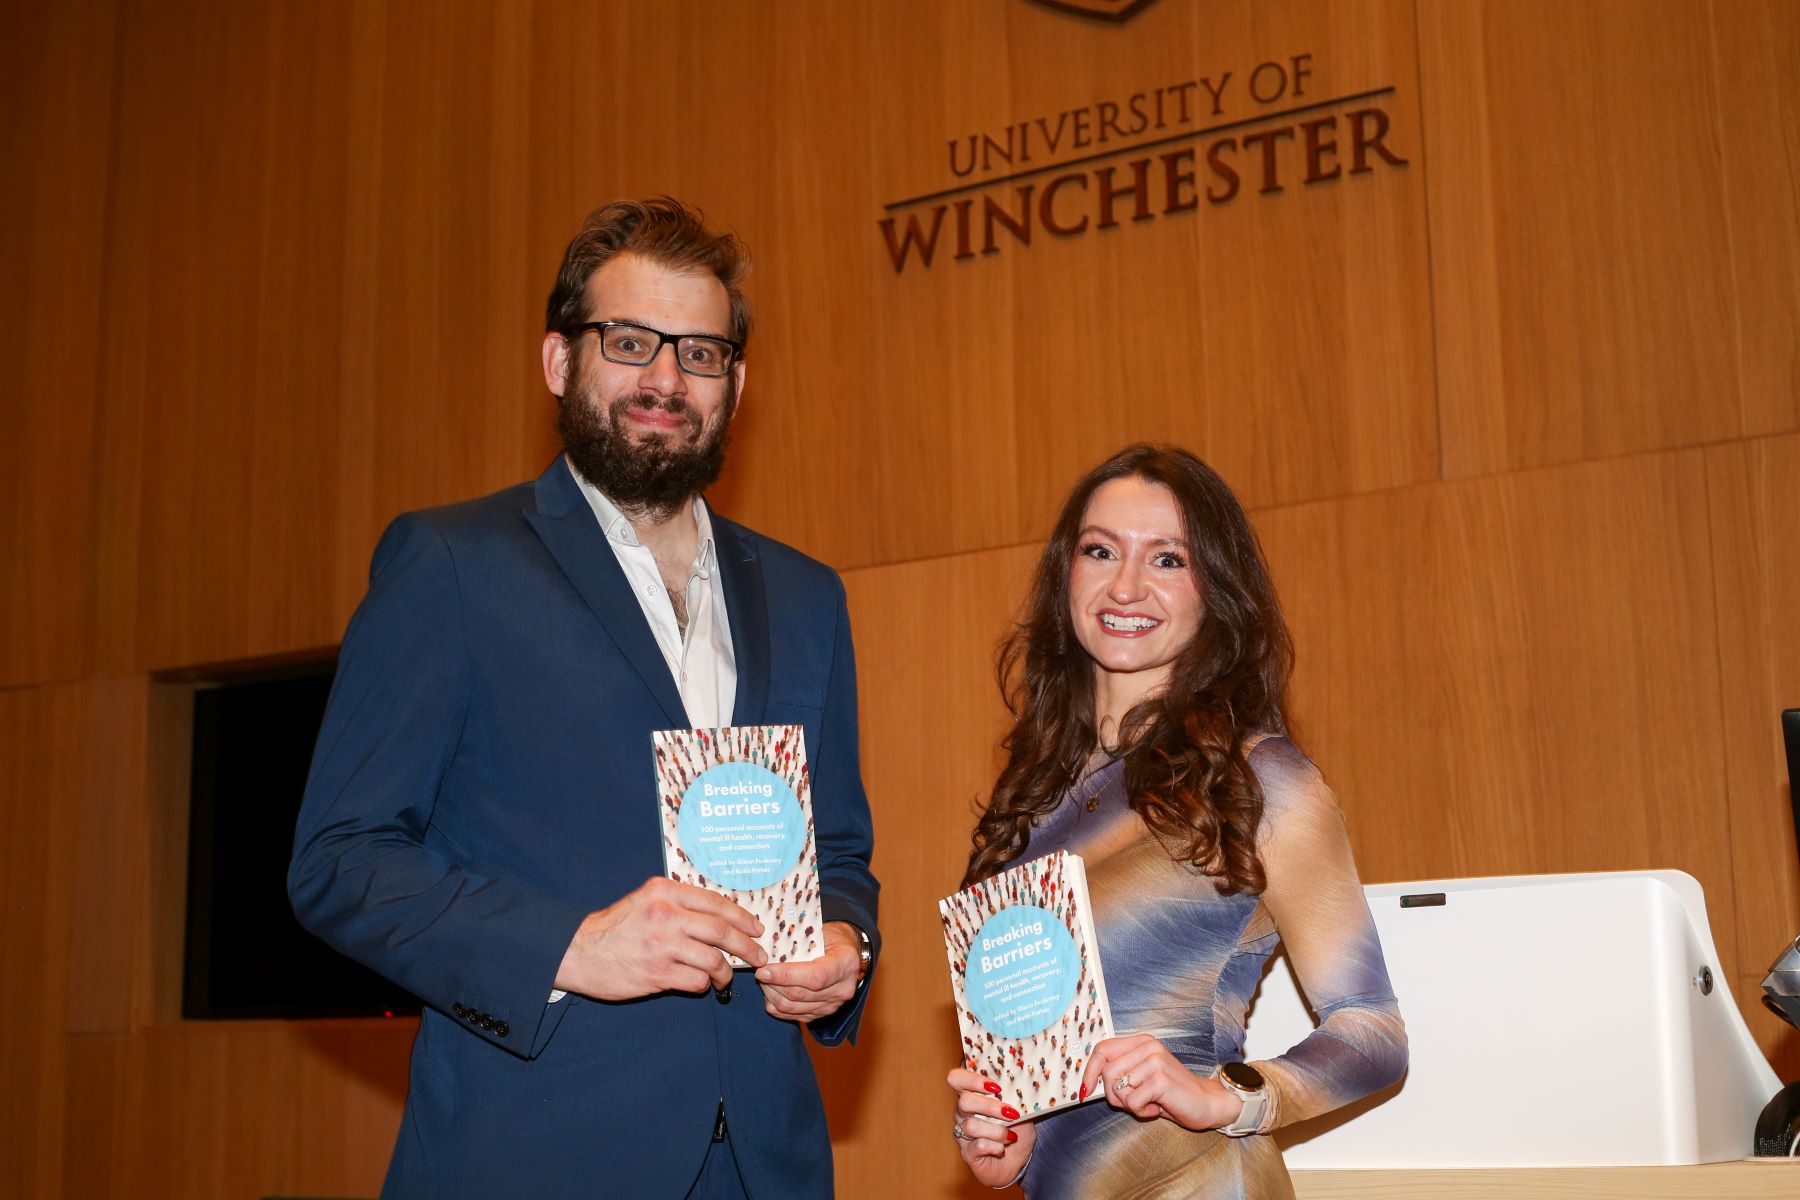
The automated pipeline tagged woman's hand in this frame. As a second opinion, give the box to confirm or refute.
[947,1067,1036,1189]
[1079,1035,1246,1131]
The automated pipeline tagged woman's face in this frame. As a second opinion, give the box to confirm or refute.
[1068,476,1205,691]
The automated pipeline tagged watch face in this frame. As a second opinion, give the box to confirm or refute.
[1220,1062,1264,1092]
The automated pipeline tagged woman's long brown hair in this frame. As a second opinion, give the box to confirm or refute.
[962,445,1294,894]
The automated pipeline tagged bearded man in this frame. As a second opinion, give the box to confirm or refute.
[290,199,880,1200]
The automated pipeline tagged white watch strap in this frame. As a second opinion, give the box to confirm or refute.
[1217,1070,1267,1137]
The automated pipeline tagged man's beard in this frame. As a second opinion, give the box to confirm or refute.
[557,380,735,520]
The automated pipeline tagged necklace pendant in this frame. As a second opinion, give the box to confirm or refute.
[1085,796,1100,812]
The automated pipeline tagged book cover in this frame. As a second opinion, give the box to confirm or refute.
[653,724,823,968]
[939,850,1114,1121]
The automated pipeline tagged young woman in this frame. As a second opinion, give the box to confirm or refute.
[948,445,1407,1199]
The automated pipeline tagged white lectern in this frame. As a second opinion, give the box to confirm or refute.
[1244,870,1780,1167]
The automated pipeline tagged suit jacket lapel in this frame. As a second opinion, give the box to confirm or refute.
[523,457,688,728]
[712,517,771,728]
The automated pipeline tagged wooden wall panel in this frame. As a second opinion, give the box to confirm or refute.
[90,0,357,673]
[65,679,150,1034]
[89,0,553,675]
[827,546,1035,1200]
[1705,433,1800,1078]
[1193,0,1436,522]
[1259,451,1747,967]
[1708,0,1800,425]
[343,0,550,590]
[1421,0,1800,479]
[800,0,1025,561]
[62,1023,413,1199]
[291,1025,418,1191]
[0,687,81,1199]
[0,0,116,687]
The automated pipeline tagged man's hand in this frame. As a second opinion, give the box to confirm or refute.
[754,921,863,1023]
[554,877,766,1001]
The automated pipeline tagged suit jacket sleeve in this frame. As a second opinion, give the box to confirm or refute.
[806,577,881,1047]
[288,513,589,1059]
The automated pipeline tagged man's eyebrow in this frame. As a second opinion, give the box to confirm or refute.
[594,317,730,338]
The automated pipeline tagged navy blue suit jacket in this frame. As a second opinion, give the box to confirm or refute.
[289,457,880,1199]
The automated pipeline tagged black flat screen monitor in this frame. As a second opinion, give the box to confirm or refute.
[1785,709,1800,865]
[183,661,420,1020]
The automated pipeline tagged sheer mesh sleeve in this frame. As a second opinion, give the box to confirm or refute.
[1243,738,1408,1131]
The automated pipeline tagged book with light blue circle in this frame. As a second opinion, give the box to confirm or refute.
[655,725,822,967]
[940,850,1114,1121]
[962,904,1082,1039]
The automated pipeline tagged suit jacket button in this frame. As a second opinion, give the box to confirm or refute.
[467,1008,481,1023]
[480,1015,495,1030]
[494,1021,510,1038]
[452,1003,466,1018]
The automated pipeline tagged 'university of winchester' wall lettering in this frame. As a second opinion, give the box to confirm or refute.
[877,54,1409,273]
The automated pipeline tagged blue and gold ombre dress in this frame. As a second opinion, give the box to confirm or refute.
[1018,735,1407,1200]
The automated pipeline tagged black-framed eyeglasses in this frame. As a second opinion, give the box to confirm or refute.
[566,321,742,378]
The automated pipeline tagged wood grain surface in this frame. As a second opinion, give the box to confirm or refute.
[0,0,116,687]
[1420,0,1800,479]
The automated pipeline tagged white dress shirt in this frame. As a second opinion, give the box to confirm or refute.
[551,460,739,1003]
[570,462,737,729]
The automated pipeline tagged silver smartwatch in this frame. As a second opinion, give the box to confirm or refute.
[1215,1062,1267,1136]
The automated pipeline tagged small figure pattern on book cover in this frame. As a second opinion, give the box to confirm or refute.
[654,724,822,966]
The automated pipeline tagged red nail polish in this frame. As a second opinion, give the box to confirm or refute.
[1005,1129,1018,1144]
[1079,1084,1087,1100]
[983,1081,1002,1096]
[1001,1105,1020,1120]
